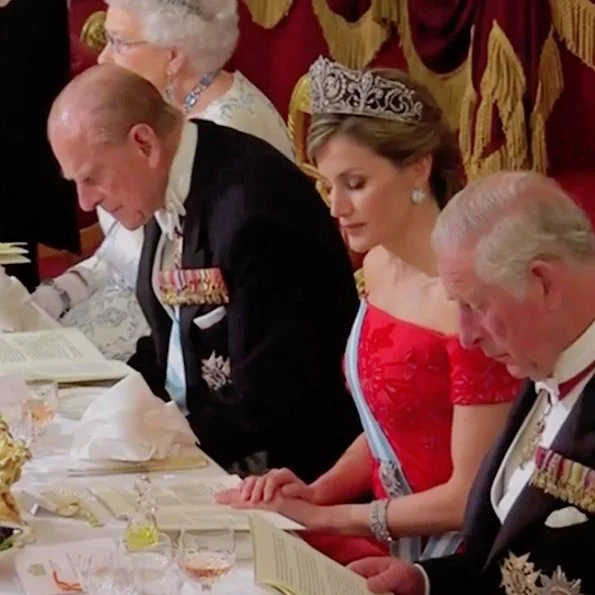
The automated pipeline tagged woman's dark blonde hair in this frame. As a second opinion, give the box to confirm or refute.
[307,69,463,209]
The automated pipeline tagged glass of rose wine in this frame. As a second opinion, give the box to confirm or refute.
[177,526,236,592]
[22,380,58,447]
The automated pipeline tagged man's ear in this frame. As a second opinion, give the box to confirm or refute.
[528,259,563,311]
[129,123,161,167]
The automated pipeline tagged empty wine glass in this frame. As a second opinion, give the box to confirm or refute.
[120,532,178,595]
[76,547,136,595]
[177,527,236,592]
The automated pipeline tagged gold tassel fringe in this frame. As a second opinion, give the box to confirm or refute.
[550,0,595,70]
[311,0,392,69]
[458,80,478,177]
[458,27,478,176]
[468,21,528,178]
[242,0,294,29]
[371,0,399,24]
[287,74,312,166]
[530,29,564,173]
[389,0,470,131]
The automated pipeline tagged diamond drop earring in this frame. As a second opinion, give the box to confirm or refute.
[411,188,426,204]
[164,65,175,103]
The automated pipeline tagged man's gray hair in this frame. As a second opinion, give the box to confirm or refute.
[105,0,239,74]
[432,171,595,293]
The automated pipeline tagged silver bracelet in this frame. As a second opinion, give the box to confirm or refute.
[369,499,393,544]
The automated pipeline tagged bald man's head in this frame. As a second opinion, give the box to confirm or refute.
[49,64,184,231]
[49,64,181,145]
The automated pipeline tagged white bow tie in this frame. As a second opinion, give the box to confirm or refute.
[534,378,560,403]
[154,193,187,241]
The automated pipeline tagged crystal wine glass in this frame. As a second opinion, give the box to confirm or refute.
[120,532,180,595]
[22,379,58,437]
[124,476,160,551]
[177,527,236,592]
[75,546,136,595]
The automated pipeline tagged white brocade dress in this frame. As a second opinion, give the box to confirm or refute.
[59,71,293,361]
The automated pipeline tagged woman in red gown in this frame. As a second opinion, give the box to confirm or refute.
[217,58,520,565]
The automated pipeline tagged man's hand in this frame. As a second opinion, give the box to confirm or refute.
[349,557,426,595]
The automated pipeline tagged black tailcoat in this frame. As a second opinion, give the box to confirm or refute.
[420,376,595,594]
[0,0,79,289]
[132,120,361,482]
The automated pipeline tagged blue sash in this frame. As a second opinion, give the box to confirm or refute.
[345,300,462,561]
[165,309,189,416]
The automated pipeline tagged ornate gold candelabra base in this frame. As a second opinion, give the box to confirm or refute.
[0,416,32,526]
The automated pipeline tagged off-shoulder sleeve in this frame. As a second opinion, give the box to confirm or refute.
[447,338,521,405]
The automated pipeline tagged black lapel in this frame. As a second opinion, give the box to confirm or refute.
[179,121,211,331]
[461,381,537,562]
[137,218,171,361]
[485,375,595,567]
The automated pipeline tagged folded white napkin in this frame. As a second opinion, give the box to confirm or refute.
[70,372,197,462]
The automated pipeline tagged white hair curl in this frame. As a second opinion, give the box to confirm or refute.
[105,0,239,74]
[432,171,595,296]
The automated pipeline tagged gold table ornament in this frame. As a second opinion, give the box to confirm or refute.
[0,415,32,526]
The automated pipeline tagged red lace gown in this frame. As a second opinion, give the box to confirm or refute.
[303,303,520,564]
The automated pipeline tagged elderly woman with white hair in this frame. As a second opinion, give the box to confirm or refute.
[32,0,292,361]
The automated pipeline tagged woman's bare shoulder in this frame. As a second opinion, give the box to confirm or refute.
[422,278,459,336]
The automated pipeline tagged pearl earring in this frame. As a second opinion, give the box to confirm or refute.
[411,188,426,204]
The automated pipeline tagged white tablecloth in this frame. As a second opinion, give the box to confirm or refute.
[1,401,268,594]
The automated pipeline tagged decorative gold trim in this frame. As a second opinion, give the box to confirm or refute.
[467,20,528,178]
[287,74,311,166]
[530,28,564,173]
[387,0,470,131]
[242,0,294,29]
[458,28,478,174]
[500,551,540,595]
[80,11,107,54]
[311,0,392,69]
[354,268,365,296]
[371,0,399,24]
[550,0,595,70]
[500,551,585,595]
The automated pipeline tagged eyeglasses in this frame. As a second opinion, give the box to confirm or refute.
[104,31,148,54]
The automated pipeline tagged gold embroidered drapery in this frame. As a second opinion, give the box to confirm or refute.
[310,0,392,69]
[242,0,294,29]
[550,0,595,70]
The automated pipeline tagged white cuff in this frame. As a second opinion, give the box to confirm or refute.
[31,284,63,319]
[413,564,430,595]
[55,271,92,306]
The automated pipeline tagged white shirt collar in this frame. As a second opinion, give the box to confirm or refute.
[535,318,595,401]
[154,121,197,240]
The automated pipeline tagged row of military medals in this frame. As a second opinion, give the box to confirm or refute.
[158,230,229,307]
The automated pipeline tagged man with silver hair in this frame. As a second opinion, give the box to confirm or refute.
[350,171,595,594]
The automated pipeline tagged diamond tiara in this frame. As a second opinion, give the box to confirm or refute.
[308,56,423,123]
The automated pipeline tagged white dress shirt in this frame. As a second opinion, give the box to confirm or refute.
[149,122,197,415]
[417,319,595,594]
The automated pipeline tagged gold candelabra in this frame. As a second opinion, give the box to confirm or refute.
[0,415,31,526]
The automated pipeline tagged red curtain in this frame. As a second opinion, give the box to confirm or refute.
[230,0,406,119]
[231,0,595,182]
